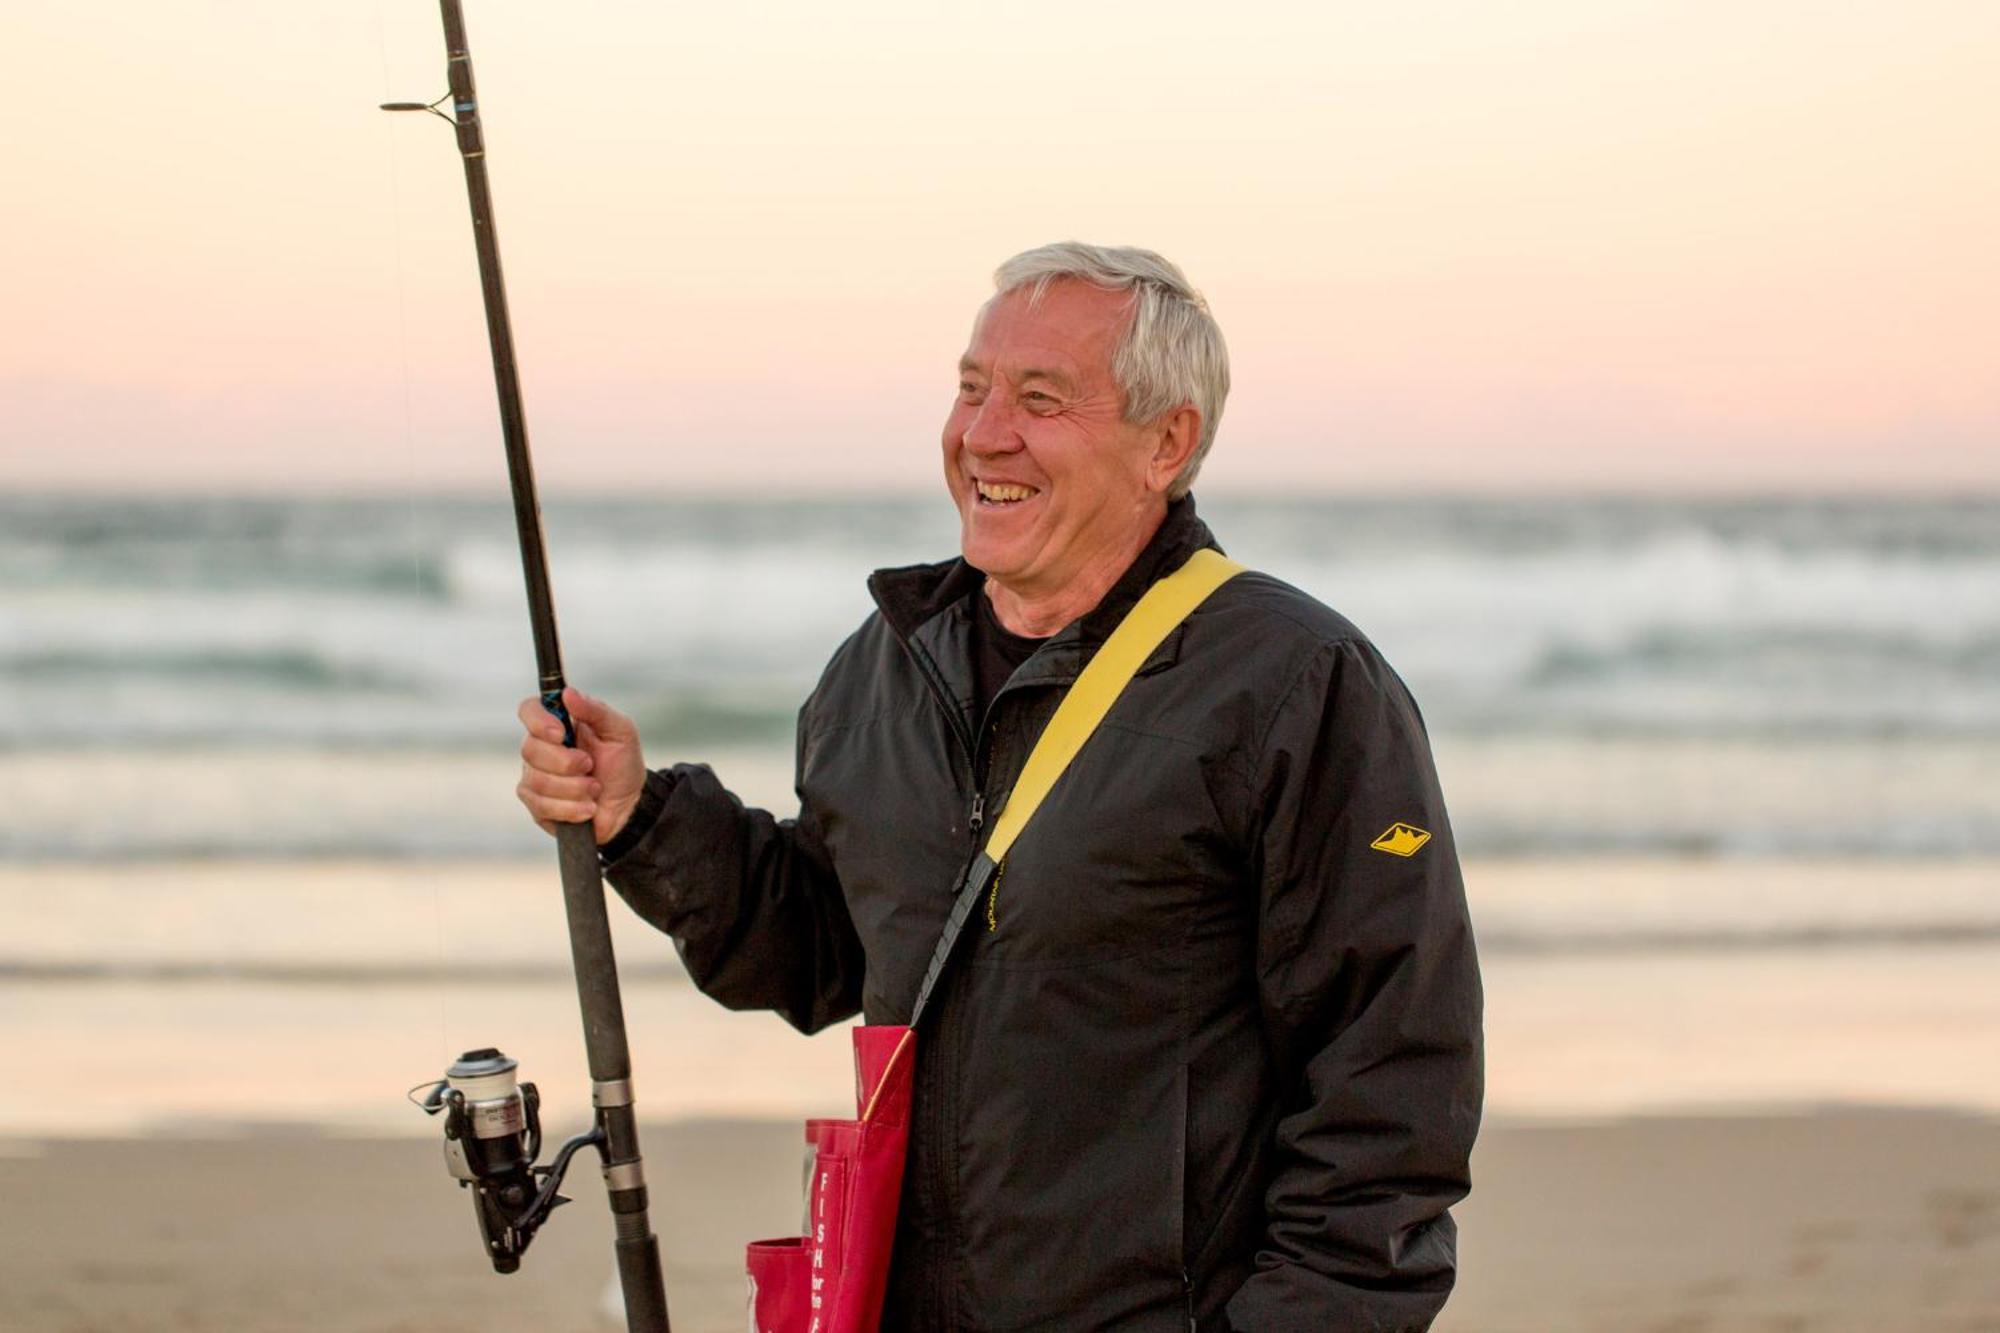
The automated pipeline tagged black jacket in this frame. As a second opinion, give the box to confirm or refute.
[602,498,1484,1331]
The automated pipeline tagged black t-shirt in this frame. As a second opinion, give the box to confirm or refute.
[970,582,1047,728]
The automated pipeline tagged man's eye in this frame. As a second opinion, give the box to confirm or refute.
[959,381,983,397]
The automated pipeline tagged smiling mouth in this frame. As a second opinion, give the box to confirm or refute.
[974,479,1040,507]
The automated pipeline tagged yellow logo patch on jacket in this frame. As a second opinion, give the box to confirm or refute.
[1370,822,1431,857]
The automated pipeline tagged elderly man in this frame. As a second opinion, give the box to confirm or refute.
[516,243,1483,1330]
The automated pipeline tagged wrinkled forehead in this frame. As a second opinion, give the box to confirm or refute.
[962,281,1132,384]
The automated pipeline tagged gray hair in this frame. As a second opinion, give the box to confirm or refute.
[991,242,1229,499]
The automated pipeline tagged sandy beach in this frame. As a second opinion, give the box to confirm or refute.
[1,1109,1994,1332]
[5,855,1998,1328]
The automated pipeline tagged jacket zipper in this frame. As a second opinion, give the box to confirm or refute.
[887,617,1065,1326]
[883,624,985,1330]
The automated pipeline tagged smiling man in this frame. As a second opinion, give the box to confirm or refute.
[947,269,1209,638]
[516,243,1484,1330]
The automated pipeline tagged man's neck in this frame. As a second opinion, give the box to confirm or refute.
[984,504,1168,638]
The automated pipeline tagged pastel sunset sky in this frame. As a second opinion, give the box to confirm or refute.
[3,1,1994,494]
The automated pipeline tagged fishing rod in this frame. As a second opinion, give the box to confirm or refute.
[383,5,671,1329]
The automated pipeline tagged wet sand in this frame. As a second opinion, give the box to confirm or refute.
[2,1109,1996,1332]
[8,858,2000,1137]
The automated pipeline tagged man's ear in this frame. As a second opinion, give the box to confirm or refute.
[1145,405,1202,495]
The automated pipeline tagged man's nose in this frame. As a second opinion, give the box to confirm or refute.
[959,395,1023,456]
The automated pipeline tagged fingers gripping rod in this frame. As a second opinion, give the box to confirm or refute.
[383,5,670,1330]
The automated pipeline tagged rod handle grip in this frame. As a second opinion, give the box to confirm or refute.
[614,1230,671,1332]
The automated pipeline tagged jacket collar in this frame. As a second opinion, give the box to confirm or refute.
[867,495,1223,703]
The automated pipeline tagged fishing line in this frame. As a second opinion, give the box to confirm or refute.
[376,0,453,1070]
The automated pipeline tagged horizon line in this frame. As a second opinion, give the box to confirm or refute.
[6,482,1999,505]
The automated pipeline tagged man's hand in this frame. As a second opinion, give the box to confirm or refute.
[515,686,647,846]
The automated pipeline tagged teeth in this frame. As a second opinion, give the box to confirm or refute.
[976,481,1038,503]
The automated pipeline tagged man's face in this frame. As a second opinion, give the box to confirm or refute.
[943,281,1171,594]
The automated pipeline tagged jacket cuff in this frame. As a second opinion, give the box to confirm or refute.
[597,768,675,866]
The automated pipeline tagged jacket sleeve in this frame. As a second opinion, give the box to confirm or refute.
[599,694,865,1035]
[1223,637,1484,1333]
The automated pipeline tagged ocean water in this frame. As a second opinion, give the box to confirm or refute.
[4,492,1997,862]
[3,492,1998,1133]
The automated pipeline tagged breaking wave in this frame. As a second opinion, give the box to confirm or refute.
[4,491,1997,858]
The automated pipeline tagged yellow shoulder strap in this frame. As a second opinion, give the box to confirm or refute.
[983,548,1245,864]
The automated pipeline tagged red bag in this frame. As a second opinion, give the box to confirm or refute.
[746,1024,914,1333]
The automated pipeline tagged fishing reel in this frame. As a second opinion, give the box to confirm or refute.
[413,1048,605,1273]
